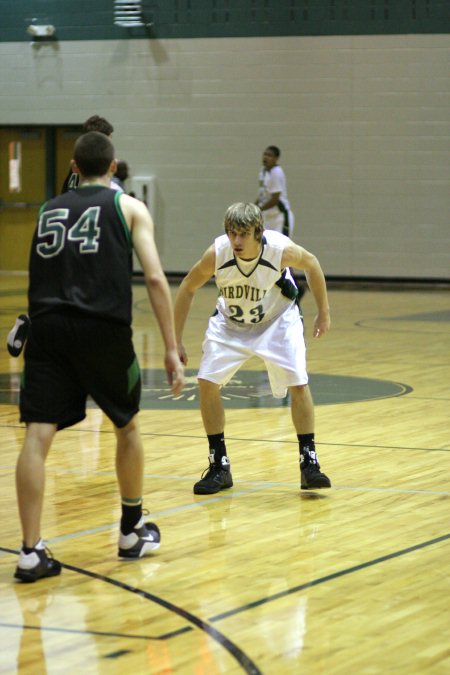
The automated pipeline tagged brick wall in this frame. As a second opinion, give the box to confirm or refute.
[0,11,448,278]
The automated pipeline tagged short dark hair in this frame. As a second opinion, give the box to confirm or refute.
[82,115,114,136]
[266,145,280,158]
[114,160,129,181]
[74,131,115,178]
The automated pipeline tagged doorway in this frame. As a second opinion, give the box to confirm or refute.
[0,125,81,270]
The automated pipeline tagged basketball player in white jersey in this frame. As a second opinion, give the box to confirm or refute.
[256,145,294,238]
[174,202,331,495]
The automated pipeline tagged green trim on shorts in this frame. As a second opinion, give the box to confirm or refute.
[127,356,140,394]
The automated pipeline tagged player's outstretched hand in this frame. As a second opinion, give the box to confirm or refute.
[177,343,188,366]
[313,311,331,338]
[165,349,185,396]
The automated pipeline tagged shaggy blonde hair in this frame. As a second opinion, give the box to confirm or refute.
[223,203,264,242]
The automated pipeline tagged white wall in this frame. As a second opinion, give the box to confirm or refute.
[0,34,448,278]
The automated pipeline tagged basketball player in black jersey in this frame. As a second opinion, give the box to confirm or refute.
[14,131,185,582]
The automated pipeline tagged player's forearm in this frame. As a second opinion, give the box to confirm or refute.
[173,252,213,344]
[174,283,195,343]
[145,273,178,351]
[304,261,330,315]
[174,289,193,345]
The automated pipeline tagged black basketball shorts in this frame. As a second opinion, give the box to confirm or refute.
[20,312,141,430]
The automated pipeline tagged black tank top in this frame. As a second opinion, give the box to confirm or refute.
[28,186,133,325]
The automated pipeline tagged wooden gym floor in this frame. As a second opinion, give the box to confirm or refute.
[0,274,449,674]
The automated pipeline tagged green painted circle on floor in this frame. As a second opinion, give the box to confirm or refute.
[139,369,412,409]
[0,369,409,410]
[0,369,412,410]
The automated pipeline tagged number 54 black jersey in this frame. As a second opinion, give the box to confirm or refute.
[28,186,133,325]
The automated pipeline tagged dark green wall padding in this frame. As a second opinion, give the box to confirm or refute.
[1,0,449,42]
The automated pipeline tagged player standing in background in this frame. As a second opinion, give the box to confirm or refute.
[61,114,116,193]
[14,131,185,582]
[256,146,295,238]
[111,160,130,193]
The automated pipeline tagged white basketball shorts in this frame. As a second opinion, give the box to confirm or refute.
[198,302,308,398]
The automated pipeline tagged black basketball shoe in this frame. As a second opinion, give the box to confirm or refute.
[118,516,161,559]
[194,454,233,495]
[14,539,62,583]
[300,447,331,490]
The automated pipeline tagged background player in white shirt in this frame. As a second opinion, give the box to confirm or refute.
[256,145,295,238]
[174,202,331,496]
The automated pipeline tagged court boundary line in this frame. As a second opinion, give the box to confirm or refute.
[208,532,450,622]
[0,546,262,675]
[0,622,164,641]
[0,421,448,453]
[0,463,449,499]
[1,532,448,652]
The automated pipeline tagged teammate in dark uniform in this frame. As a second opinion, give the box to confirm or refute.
[7,116,117,358]
[14,131,184,582]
